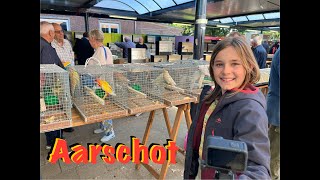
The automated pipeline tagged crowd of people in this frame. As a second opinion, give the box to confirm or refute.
[40,22,154,146]
[40,23,280,179]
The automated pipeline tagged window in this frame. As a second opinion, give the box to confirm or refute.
[40,18,70,31]
[100,22,120,33]
[219,17,234,24]
[246,14,264,21]
[263,12,280,19]
[232,16,248,22]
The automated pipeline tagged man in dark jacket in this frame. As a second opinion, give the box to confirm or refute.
[115,36,136,58]
[40,22,64,67]
[266,47,280,180]
[40,21,64,150]
[252,36,267,69]
[73,32,94,65]
[262,40,270,53]
[136,37,148,49]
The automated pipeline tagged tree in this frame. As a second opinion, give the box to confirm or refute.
[262,31,280,41]
[205,27,230,37]
[170,24,194,36]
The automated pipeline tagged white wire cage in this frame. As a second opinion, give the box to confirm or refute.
[40,64,72,132]
[174,60,214,89]
[112,64,166,114]
[72,65,128,122]
[151,62,199,106]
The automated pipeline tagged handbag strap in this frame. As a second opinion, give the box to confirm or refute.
[103,46,107,61]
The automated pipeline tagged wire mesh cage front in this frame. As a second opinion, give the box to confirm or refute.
[151,62,199,106]
[72,65,128,122]
[112,64,166,114]
[40,64,72,132]
[173,60,215,93]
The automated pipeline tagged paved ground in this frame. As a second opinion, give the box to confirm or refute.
[40,106,190,179]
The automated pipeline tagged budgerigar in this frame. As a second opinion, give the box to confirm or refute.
[96,78,116,99]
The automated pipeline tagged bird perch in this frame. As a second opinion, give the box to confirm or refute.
[84,86,105,105]
[165,84,185,93]
[128,86,147,98]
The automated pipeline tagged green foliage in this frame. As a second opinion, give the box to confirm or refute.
[170,23,280,39]
[205,27,230,37]
[262,31,280,40]
[170,24,194,36]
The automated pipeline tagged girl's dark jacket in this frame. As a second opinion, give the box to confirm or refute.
[184,85,271,179]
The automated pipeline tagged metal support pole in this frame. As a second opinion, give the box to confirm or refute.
[193,0,207,60]
[85,12,89,32]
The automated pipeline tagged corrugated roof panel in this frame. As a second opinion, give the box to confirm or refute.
[232,16,248,22]
[94,0,148,14]
[94,1,134,11]
[219,17,233,23]
[246,14,264,21]
[136,0,161,12]
[263,12,280,19]
[154,0,176,9]
[175,0,194,4]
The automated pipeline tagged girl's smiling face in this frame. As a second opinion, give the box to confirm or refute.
[212,46,246,94]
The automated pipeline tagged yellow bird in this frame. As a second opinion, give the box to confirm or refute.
[96,78,116,99]
[63,61,71,68]
[69,67,80,96]
[163,70,176,86]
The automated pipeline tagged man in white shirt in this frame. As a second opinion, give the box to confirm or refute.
[51,23,75,133]
[51,23,75,67]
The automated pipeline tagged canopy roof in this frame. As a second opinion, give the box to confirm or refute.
[40,0,280,31]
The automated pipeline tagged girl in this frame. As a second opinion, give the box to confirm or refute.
[184,37,271,179]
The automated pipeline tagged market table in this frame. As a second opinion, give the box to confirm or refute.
[135,95,196,180]
[41,93,197,180]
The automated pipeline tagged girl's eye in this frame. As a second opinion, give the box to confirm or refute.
[215,63,223,67]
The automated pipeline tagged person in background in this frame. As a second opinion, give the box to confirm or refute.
[87,29,115,143]
[252,36,267,69]
[40,21,65,150]
[51,23,75,133]
[115,36,136,58]
[73,32,94,65]
[88,29,113,65]
[266,47,280,180]
[269,39,280,54]
[184,36,271,179]
[262,40,270,53]
[51,23,75,67]
[40,21,64,67]
[136,37,148,49]
[250,38,254,50]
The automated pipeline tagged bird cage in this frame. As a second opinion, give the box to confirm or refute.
[112,64,166,114]
[152,62,198,106]
[174,60,214,92]
[72,65,128,122]
[256,68,270,86]
[40,64,72,132]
